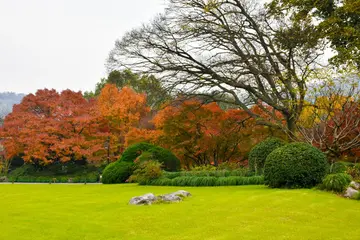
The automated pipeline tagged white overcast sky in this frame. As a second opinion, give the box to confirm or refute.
[0,0,166,94]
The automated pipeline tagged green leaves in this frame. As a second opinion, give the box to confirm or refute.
[264,142,329,188]
[248,138,285,174]
[321,173,352,193]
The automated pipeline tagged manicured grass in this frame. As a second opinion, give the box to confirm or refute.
[0,184,359,240]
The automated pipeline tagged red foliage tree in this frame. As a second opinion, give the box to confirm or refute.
[95,84,150,161]
[0,85,151,166]
[0,89,100,165]
[152,100,266,167]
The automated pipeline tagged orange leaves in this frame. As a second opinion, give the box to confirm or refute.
[0,88,98,165]
[97,84,149,132]
[0,84,151,165]
[95,84,151,159]
[152,100,252,167]
[0,83,285,166]
[124,128,161,147]
[150,100,286,167]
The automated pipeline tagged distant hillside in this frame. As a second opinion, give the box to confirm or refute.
[0,92,25,118]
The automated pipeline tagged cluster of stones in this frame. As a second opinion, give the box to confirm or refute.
[344,181,360,199]
[129,190,191,205]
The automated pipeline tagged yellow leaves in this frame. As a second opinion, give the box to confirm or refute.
[204,0,219,13]
[299,95,355,129]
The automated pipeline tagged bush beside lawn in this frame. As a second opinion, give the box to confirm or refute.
[248,137,285,174]
[264,142,328,188]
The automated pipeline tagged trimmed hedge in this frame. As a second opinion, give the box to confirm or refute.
[120,142,180,172]
[142,175,264,186]
[162,169,252,179]
[264,142,328,188]
[248,138,285,174]
[321,173,352,193]
[101,161,134,184]
[8,172,99,183]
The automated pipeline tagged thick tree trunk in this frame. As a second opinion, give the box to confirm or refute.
[285,114,297,142]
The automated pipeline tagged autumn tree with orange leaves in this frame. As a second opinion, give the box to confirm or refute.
[95,84,150,160]
[149,100,284,168]
[0,85,150,166]
[0,89,100,165]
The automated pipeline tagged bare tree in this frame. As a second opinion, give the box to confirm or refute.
[298,70,360,162]
[107,0,325,137]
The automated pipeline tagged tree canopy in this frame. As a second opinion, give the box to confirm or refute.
[0,86,150,165]
[107,0,326,137]
[84,69,171,109]
[268,0,360,67]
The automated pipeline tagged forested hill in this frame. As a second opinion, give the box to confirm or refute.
[0,92,25,118]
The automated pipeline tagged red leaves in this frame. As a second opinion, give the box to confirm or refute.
[152,100,251,166]
[0,84,286,166]
[0,89,95,164]
[0,84,150,165]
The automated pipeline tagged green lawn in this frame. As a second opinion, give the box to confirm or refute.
[0,184,359,240]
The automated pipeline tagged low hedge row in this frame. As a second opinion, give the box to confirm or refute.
[141,176,264,186]
[8,173,99,183]
[162,169,252,179]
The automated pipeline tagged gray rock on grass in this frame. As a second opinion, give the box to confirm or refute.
[129,193,157,205]
[350,181,360,190]
[173,190,192,197]
[157,194,182,202]
[129,190,191,205]
[344,187,359,199]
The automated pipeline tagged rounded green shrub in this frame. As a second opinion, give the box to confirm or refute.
[321,173,352,193]
[248,138,285,173]
[120,142,180,172]
[101,161,134,184]
[264,142,329,188]
[121,143,154,162]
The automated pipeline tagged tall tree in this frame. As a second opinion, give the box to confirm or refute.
[152,101,248,167]
[128,99,284,167]
[107,0,325,137]
[268,0,360,67]
[85,69,171,109]
[96,84,150,159]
